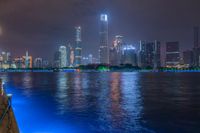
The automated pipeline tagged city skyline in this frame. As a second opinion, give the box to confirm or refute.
[1,1,200,133]
[0,0,200,60]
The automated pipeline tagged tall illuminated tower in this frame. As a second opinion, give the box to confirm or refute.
[110,35,124,65]
[139,41,161,68]
[25,51,29,68]
[75,26,82,66]
[99,14,109,64]
[59,46,67,68]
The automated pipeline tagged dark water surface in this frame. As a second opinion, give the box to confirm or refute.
[0,72,200,133]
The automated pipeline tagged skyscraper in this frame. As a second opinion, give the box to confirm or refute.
[193,26,200,67]
[109,35,124,66]
[68,44,75,67]
[88,54,93,64]
[139,40,161,68]
[42,60,50,68]
[25,51,29,68]
[121,45,137,66]
[22,51,32,68]
[183,50,193,67]
[34,58,43,68]
[59,46,67,68]
[14,57,23,69]
[54,51,61,68]
[165,42,180,67]
[153,40,161,69]
[75,26,82,66]
[99,14,109,64]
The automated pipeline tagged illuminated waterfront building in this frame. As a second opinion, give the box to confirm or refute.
[6,52,11,64]
[54,51,60,68]
[139,40,161,68]
[165,41,180,67]
[22,51,33,68]
[193,26,200,67]
[99,14,109,64]
[68,44,75,67]
[14,57,23,69]
[25,51,29,68]
[75,26,82,66]
[183,50,193,67]
[88,54,93,64]
[109,35,124,66]
[82,56,89,65]
[1,52,7,63]
[42,60,50,68]
[59,46,67,68]
[82,54,97,65]
[0,52,12,69]
[121,45,137,66]
[34,58,43,68]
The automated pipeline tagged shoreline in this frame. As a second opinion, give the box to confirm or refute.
[1,69,200,73]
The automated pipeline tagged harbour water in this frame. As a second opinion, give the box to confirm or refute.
[1,72,200,133]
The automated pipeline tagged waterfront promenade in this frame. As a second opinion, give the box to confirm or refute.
[0,79,19,133]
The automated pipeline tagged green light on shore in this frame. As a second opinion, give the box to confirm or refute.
[97,66,109,71]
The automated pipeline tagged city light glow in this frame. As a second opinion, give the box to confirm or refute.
[123,45,136,50]
[101,14,108,21]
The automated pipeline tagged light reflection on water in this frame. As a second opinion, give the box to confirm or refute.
[22,73,33,97]
[55,73,68,115]
[1,72,200,133]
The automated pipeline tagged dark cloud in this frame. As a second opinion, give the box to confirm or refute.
[0,0,200,60]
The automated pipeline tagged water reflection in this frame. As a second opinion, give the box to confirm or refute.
[68,73,85,112]
[109,72,124,131]
[22,73,33,97]
[121,72,143,132]
[55,72,68,115]
[1,72,200,133]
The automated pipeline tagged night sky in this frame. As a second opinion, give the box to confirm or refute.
[0,0,200,60]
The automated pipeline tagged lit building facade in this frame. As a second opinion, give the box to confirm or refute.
[165,41,180,67]
[82,54,98,65]
[139,40,161,68]
[22,51,32,69]
[109,35,124,66]
[54,51,60,68]
[14,57,23,69]
[34,58,43,68]
[68,44,75,67]
[88,54,93,64]
[0,51,12,69]
[99,14,109,64]
[183,50,193,67]
[121,45,137,66]
[75,26,82,66]
[59,46,67,68]
[193,26,200,67]
[42,60,50,68]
